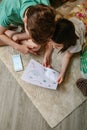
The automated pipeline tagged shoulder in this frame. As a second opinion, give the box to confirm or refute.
[69,17,86,53]
[69,17,86,37]
[67,40,82,54]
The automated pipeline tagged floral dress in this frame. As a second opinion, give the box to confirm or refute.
[67,2,87,33]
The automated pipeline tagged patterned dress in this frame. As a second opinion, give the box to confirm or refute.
[67,2,87,33]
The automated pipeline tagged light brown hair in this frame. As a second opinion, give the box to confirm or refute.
[26,4,56,45]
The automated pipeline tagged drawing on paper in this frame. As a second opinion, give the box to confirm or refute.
[21,59,60,90]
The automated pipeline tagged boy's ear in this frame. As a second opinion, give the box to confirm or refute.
[23,16,28,24]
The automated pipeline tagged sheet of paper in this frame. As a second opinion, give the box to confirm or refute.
[21,59,60,90]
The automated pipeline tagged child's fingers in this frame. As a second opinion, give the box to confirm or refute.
[28,49,37,55]
[46,63,51,68]
[42,62,47,67]
[57,77,63,84]
[43,61,50,67]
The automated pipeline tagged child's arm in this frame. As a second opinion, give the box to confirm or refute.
[57,51,73,84]
[0,34,30,54]
[43,42,53,67]
[21,40,38,55]
[5,30,19,39]
[0,26,31,54]
[12,32,30,42]
[5,30,30,42]
[0,26,7,46]
[0,25,7,35]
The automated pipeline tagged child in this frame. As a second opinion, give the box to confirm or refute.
[43,2,87,84]
[0,0,55,54]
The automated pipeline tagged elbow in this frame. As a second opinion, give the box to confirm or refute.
[0,26,7,35]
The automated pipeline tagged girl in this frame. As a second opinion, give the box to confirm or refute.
[43,2,87,85]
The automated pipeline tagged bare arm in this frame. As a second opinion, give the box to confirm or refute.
[0,26,7,45]
[5,30,30,41]
[0,25,31,54]
[0,34,31,54]
[12,32,30,41]
[57,51,73,84]
[0,25,7,35]
[0,26,19,48]
[43,42,53,67]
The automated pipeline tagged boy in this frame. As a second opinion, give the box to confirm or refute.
[0,0,55,54]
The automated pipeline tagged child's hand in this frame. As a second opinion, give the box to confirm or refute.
[18,44,30,54]
[17,44,37,55]
[57,73,64,84]
[28,48,37,55]
[43,56,51,68]
[18,44,37,55]
[12,35,19,42]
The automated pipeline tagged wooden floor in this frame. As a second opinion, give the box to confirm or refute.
[0,59,87,130]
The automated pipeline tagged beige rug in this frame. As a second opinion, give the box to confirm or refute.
[0,45,86,128]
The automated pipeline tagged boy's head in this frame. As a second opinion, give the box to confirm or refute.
[24,4,56,45]
[52,18,78,52]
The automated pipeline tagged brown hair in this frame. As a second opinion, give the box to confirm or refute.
[26,4,56,45]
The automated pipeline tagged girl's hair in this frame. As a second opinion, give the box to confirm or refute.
[26,4,56,45]
[52,18,78,52]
